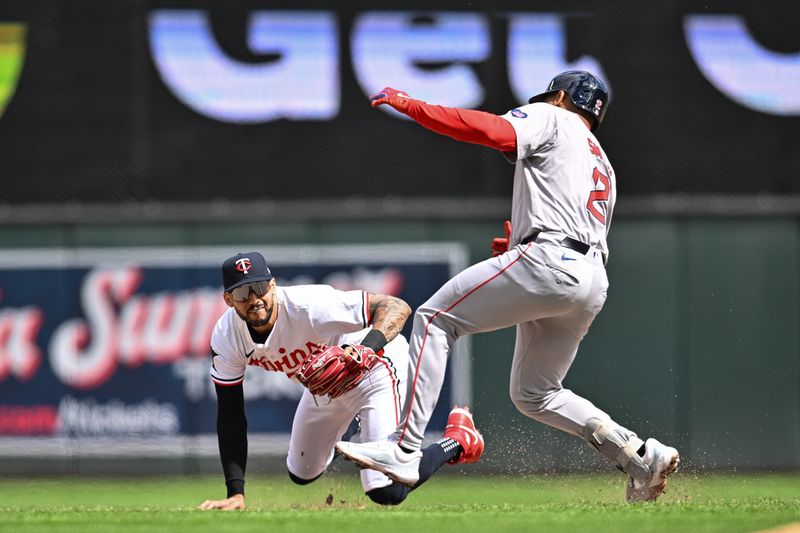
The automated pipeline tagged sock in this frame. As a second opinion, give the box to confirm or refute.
[414,438,463,488]
[372,439,463,505]
[438,437,462,462]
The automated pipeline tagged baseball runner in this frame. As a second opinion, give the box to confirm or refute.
[336,71,680,502]
[198,252,485,510]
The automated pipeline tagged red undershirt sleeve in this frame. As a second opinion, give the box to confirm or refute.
[405,100,517,152]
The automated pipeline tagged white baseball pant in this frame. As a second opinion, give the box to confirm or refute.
[287,336,408,492]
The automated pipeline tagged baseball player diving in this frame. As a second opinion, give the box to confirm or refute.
[336,71,679,502]
[198,252,484,510]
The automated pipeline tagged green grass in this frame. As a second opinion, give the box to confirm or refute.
[0,472,798,533]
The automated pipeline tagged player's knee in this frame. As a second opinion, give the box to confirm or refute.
[412,306,433,330]
[510,386,550,418]
[288,470,323,485]
[414,304,457,339]
[366,483,410,506]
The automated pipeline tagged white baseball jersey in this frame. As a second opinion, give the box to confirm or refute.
[210,283,407,492]
[501,102,617,256]
[210,285,376,386]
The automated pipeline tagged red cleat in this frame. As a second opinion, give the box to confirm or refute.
[444,406,485,464]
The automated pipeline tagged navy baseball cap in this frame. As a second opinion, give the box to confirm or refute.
[222,252,273,292]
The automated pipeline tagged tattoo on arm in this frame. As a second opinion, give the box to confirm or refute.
[368,293,411,342]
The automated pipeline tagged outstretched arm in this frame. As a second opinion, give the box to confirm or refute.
[370,87,517,152]
[198,383,248,511]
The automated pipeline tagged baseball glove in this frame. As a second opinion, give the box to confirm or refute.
[296,344,378,399]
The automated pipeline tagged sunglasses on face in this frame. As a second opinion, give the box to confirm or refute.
[227,281,270,302]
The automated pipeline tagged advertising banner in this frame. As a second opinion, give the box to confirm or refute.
[0,243,469,458]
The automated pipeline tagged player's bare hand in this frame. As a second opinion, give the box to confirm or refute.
[198,494,245,511]
[369,87,418,112]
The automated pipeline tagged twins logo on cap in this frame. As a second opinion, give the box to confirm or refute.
[235,258,252,274]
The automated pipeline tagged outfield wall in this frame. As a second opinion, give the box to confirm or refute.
[0,217,797,475]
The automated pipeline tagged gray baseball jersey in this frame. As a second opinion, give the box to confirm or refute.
[502,102,616,255]
[395,103,638,451]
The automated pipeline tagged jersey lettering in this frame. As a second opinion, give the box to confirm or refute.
[246,341,325,375]
[587,166,611,225]
[587,138,602,158]
[305,341,325,355]
[249,348,305,373]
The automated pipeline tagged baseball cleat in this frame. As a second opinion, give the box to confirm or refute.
[626,438,680,502]
[443,406,485,464]
[335,440,422,487]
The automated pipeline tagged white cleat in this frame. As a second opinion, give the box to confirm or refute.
[626,438,680,502]
[335,440,422,487]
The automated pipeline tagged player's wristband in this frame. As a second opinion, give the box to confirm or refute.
[360,329,388,353]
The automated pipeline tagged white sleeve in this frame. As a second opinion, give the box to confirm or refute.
[209,318,247,387]
[306,286,369,339]
[501,103,558,161]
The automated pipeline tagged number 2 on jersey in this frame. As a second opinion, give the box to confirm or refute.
[587,167,611,225]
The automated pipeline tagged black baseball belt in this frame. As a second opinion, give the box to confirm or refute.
[520,231,591,255]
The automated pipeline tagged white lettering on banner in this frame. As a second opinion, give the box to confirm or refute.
[149,10,339,123]
[173,359,304,402]
[506,14,607,105]
[148,9,605,123]
[49,268,141,390]
[0,306,43,381]
[48,267,226,390]
[684,15,800,115]
[148,9,800,121]
[352,12,490,115]
[172,359,215,402]
[57,396,179,436]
